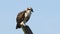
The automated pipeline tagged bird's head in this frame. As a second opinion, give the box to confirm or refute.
[26,7,33,12]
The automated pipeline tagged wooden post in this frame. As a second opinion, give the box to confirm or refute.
[21,25,33,34]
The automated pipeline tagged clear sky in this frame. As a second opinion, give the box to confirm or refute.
[0,0,60,34]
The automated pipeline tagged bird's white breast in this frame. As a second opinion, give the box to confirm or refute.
[25,10,31,17]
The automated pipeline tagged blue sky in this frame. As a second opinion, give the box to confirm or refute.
[0,0,60,34]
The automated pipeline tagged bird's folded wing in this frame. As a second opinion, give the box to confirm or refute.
[16,11,25,23]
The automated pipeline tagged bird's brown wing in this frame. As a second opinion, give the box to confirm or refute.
[16,11,26,29]
[16,11,25,23]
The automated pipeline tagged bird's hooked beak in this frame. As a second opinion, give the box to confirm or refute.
[26,7,34,12]
[31,8,33,12]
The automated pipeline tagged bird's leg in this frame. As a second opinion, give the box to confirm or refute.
[20,21,26,26]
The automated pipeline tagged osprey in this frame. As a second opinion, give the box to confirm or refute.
[16,7,33,29]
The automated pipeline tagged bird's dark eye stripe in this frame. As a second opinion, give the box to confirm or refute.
[28,9,31,10]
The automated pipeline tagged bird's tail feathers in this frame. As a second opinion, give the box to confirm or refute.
[16,24,21,29]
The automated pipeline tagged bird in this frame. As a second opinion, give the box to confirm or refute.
[16,7,33,29]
